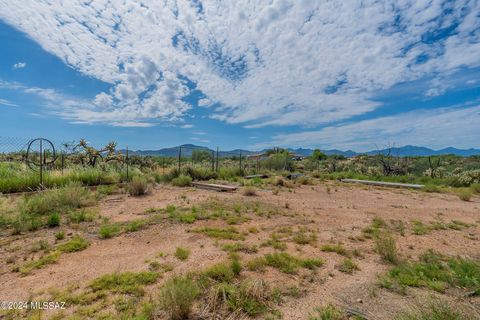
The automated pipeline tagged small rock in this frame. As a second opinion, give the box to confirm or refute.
[356,298,363,304]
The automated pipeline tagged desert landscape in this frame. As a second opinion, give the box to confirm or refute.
[1,174,479,319]
[1,1,480,319]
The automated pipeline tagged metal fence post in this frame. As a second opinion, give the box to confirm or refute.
[239,151,242,173]
[39,139,43,186]
[61,153,64,176]
[215,147,219,172]
[126,147,129,181]
[211,150,215,172]
[178,146,182,172]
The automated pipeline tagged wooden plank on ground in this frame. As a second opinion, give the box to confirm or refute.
[244,174,269,179]
[341,179,424,189]
[192,182,237,192]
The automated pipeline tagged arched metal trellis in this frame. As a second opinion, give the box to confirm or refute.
[26,138,57,185]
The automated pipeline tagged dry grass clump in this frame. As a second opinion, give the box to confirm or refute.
[375,232,399,264]
[174,247,190,261]
[158,276,199,320]
[242,186,257,196]
[127,176,151,196]
[457,189,472,201]
[171,175,192,187]
[296,175,312,185]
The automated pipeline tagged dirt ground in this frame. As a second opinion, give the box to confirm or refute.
[1,180,479,319]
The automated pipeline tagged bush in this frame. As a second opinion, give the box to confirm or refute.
[242,186,257,196]
[375,232,399,264]
[380,250,480,295]
[171,175,192,187]
[184,166,217,180]
[90,271,158,296]
[57,235,89,252]
[338,258,360,274]
[47,212,60,228]
[457,189,472,201]
[296,175,312,185]
[99,223,121,239]
[158,276,199,320]
[174,247,190,261]
[471,183,480,194]
[55,231,65,240]
[21,182,96,216]
[127,176,150,196]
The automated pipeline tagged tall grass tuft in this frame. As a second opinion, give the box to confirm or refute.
[158,276,199,320]
[127,176,150,196]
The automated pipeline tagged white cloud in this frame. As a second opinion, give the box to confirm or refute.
[253,103,480,151]
[12,62,27,69]
[0,1,479,127]
[0,98,17,107]
[180,124,194,129]
[191,137,210,143]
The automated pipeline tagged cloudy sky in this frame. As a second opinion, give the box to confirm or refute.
[0,0,479,151]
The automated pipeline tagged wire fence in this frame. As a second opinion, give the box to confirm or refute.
[0,136,297,192]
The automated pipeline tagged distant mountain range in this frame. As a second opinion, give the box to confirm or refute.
[125,144,480,158]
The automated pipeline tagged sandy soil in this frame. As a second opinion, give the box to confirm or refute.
[1,181,479,319]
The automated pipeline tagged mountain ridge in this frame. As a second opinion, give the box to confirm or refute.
[126,144,480,157]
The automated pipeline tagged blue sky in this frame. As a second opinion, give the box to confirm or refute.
[0,1,479,151]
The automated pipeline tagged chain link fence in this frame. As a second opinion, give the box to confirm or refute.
[1,136,299,193]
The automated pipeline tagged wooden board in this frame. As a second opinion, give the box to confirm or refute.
[192,182,237,192]
[244,174,269,179]
[341,179,424,189]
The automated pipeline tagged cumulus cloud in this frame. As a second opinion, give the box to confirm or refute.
[12,62,27,69]
[253,102,480,151]
[0,1,479,127]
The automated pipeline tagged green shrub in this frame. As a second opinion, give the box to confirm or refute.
[174,247,190,261]
[230,254,242,276]
[47,212,61,228]
[184,166,217,180]
[218,280,271,316]
[99,223,121,239]
[471,183,480,194]
[90,271,158,296]
[203,262,236,283]
[68,209,96,223]
[192,227,245,240]
[21,182,96,217]
[264,252,303,274]
[125,220,146,232]
[19,251,60,275]
[127,176,150,196]
[171,175,192,187]
[338,258,360,274]
[55,231,65,240]
[375,232,399,264]
[320,244,348,256]
[457,189,472,201]
[296,175,312,185]
[411,220,429,235]
[380,250,480,295]
[158,276,199,320]
[57,235,89,253]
